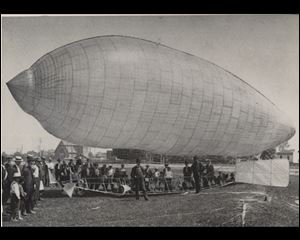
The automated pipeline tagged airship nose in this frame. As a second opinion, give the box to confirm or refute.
[6,69,35,115]
[287,125,296,140]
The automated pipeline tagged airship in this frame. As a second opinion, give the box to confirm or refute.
[7,35,295,157]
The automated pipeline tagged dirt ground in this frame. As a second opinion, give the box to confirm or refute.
[3,175,298,227]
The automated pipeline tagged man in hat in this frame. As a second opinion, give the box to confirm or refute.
[3,157,16,204]
[107,164,114,190]
[68,159,75,174]
[14,156,25,175]
[37,157,46,200]
[22,156,36,214]
[153,168,160,190]
[205,160,215,187]
[144,164,153,191]
[7,157,16,185]
[54,158,62,184]
[183,160,193,191]
[130,159,149,201]
[31,158,41,205]
[41,157,49,187]
[191,156,201,193]
[2,162,8,203]
[47,158,55,174]
[119,164,128,184]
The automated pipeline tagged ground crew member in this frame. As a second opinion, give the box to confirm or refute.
[32,158,40,207]
[206,160,215,186]
[144,165,153,191]
[153,168,160,190]
[22,156,36,214]
[54,158,62,184]
[164,167,173,191]
[130,159,149,201]
[42,157,49,187]
[191,155,201,193]
[183,160,193,190]
[120,164,128,184]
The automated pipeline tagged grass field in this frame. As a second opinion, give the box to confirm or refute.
[3,174,299,227]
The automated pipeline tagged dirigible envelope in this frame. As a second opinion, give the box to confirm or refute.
[7,35,296,156]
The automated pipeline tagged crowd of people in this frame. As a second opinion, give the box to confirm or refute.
[2,155,49,222]
[2,154,235,220]
[183,156,235,193]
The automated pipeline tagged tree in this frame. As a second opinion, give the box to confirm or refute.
[260,148,276,160]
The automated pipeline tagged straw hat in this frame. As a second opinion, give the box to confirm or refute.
[15,156,24,162]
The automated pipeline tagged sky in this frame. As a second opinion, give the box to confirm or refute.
[1,14,299,157]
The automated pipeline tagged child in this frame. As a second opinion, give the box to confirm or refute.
[164,167,173,191]
[153,168,160,191]
[10,172,23,221]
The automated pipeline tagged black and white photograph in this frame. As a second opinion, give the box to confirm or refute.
[1,14,299,227]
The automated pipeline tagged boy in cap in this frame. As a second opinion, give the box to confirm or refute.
[10,172,23,221]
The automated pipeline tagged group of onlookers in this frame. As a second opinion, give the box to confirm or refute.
[51,156,235,197]
[2,154,236,217]
[129,157,235,200]
[53,158,129,188]
[182,157,235,192]
[2,155,49,222]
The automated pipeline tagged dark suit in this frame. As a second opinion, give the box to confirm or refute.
[191,160,201,193]
[22,166,35,213]
[43,163,49,186]
[183,166,194,190]
[2,164,10,204]
[206,164,215,185]
[131,165,148,200]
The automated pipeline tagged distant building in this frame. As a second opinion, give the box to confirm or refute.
[112,149,146,161]
[106,150,113,161]
[54,140,89,160]
[275,149,295,163]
